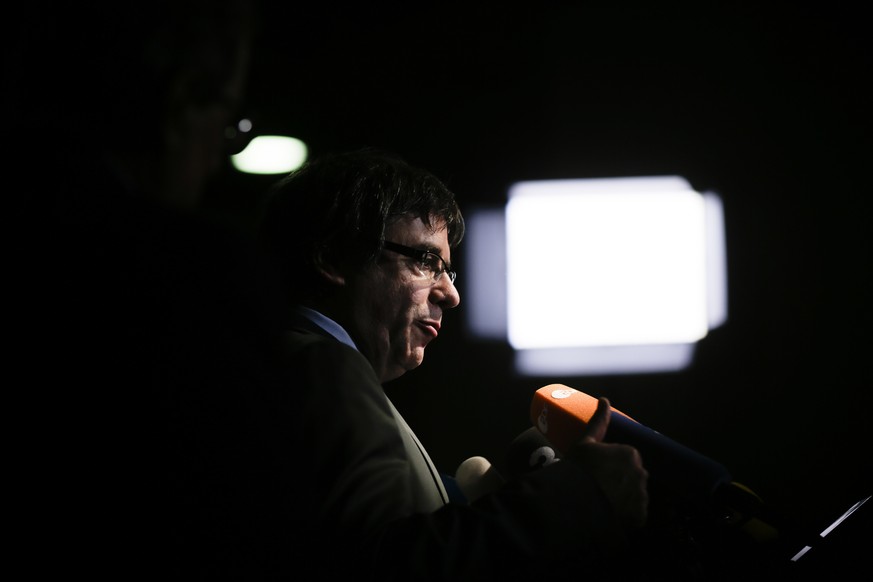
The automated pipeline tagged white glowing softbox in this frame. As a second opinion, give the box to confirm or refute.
[464,176,727,376]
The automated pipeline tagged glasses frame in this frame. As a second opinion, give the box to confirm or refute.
[381,240,457,284]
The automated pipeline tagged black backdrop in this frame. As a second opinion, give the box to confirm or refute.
[206,2,871,547]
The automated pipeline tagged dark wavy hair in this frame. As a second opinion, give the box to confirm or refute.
[256,148,465,300]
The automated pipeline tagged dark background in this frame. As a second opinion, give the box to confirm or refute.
[206,2,871,544]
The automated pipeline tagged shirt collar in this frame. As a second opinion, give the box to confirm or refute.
[292,305,358,350]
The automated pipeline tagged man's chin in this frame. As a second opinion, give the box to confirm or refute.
[381,347,427,382]
[402,348,427,372]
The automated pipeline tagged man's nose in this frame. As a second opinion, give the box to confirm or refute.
[432,273,460,308]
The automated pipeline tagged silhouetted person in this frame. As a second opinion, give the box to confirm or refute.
[8,2,304,576]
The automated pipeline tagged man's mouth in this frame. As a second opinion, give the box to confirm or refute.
[417,320,440,338]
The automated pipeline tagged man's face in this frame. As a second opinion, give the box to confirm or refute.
[344,215,461,383]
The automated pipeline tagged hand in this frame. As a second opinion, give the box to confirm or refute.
[567,397,649,529]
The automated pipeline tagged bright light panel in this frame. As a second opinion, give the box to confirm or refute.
[230,135,308,175]
[507,177,708,348]
[464,176,728,376]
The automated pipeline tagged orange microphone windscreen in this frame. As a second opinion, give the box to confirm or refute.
[531,384,635,453]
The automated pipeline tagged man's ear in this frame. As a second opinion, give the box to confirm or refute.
[314,251,346,286]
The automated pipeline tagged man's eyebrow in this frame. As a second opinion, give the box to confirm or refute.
[424,245,450,258]
[403,241,438,253]
[406,239,450,259]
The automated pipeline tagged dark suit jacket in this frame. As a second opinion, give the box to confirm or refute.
[279,323,640,581]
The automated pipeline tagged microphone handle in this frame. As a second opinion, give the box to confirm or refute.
[604,411,733,514]
[531,384,732,514]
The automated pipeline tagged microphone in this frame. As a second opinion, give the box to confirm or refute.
[525,384,821,572]
[500,427,563,481]
[530,384,735,516]
[454,456,506,503]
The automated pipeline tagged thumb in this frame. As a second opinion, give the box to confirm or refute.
[581,397,611,443]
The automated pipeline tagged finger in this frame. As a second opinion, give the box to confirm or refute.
[581,397,611,443]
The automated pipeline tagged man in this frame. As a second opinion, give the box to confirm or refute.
[256,148,650,580]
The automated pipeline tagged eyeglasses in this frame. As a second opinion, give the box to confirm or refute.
[381,241,457,284]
